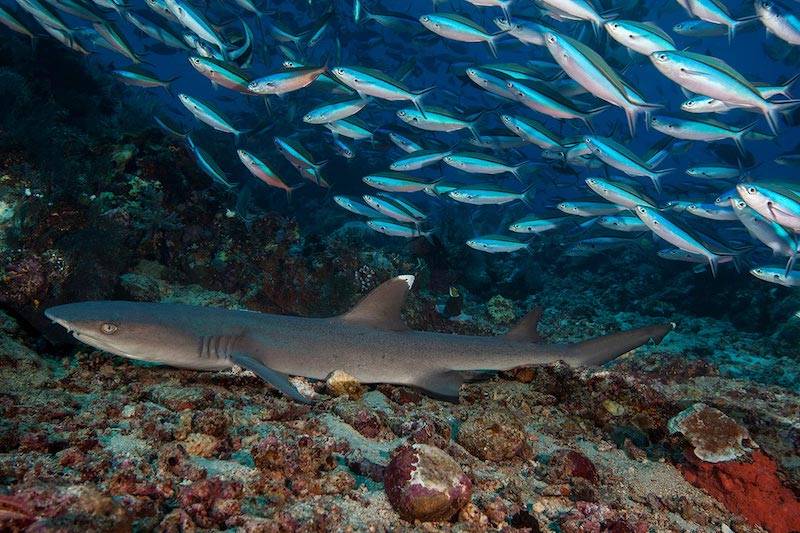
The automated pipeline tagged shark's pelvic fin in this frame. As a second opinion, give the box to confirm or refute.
[504,306,544,343]
[414,370,465,403]
[230,353,315,404]
[340,275,415,331]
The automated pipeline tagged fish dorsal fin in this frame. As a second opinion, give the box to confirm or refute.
[505,306,544,342]
[341,275,414,331]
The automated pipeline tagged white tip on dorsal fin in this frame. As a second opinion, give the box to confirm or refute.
[340,275,414,331]
[504,306,544,342]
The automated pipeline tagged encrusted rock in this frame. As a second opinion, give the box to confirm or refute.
[384,443,472,522]
[668,403,755,463]
[325,370,366,399]
[548,449,599,485]
[183,433,222,458]
[457,411,528,462]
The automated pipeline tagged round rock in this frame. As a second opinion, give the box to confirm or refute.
[384,443,472,522]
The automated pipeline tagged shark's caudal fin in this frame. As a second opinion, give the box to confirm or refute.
[561,322,675,367]
[340,275,415,331]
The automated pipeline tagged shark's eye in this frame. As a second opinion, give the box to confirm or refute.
[100,323,118,335]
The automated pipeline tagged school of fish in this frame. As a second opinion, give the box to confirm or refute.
[4,0,800,287]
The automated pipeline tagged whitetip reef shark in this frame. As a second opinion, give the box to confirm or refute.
[45,275,674,403]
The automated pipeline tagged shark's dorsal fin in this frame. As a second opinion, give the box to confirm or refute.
[341,275,414,331]
[504,306,544,342]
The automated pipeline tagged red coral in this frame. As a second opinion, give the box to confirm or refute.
[679,450,800,533]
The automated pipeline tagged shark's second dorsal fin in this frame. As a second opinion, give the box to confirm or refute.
[340,275,414,331]
[504,306,544,342]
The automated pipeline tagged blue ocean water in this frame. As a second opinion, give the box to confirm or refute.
[3,0,800,352]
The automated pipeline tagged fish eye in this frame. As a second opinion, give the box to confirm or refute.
[748,186,757,194]
[100,323,118,335]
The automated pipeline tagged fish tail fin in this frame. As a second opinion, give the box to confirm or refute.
[411,86,435,118]
[422,227,437,244]
[521,182,537,207]
[561,322,675,367]
[501,2,512,21]
[732,120,756,153]
[765,99,800,134]
[286,182,305,203]
[730,15,759,42]
[587,104,611,118]
[624,108,638,137]
[779,72,800,98]
[650,168,673,194]
[785,252,798,276]
[487,30,507,57]
[358,4,370,23]
[708,254,719,278]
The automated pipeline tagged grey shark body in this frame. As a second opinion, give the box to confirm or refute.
[45,276,674,403]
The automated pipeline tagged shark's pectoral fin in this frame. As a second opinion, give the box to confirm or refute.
[340,275,415,331]
[230,353,315,404]
[413,370,465,403]
[504,306,544,342]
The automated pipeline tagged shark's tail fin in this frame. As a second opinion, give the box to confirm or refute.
[561,322,675,367]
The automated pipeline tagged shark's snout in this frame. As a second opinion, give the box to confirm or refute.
[45,306,72,331]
